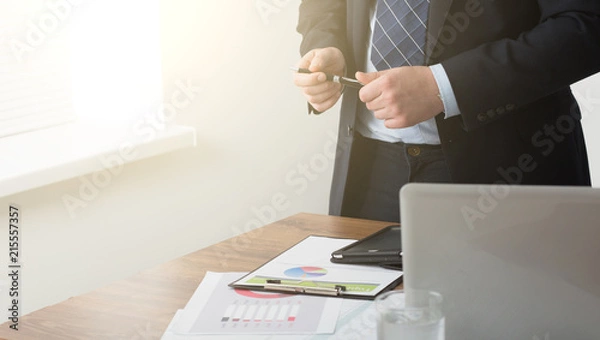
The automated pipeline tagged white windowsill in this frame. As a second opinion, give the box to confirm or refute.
[0,122,196,198]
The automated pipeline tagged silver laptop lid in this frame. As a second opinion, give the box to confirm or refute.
[401,183,600,340]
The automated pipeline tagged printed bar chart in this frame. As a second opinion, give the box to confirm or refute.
[218,299,303,327]
[190,278,328,334]
[177,272,340,335]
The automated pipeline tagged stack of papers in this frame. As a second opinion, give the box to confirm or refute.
[162,236,403,339]
[162,272,380,340]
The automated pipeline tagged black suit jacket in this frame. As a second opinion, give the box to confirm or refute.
[297,0,600,216]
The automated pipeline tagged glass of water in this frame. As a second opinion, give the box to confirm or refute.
[375,289,444,340]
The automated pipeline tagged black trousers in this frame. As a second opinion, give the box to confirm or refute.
[340,133,452,223]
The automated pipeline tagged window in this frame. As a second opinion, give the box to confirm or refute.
[1,0,75,137]
[0,0,195,197]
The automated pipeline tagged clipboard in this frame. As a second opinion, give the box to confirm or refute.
[229,236,403,299]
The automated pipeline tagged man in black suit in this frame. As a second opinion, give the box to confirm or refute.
[293,0,600,222]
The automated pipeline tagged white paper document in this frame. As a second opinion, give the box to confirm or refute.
[162,272,379,340]
[170,272,342,336]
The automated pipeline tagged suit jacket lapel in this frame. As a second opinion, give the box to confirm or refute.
[426,0,454,63]
[348,0,375,72]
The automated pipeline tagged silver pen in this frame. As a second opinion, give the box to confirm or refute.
[290,67,364,89]
[264,280,347,296]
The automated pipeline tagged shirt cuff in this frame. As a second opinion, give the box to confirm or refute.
[429,63,461,119]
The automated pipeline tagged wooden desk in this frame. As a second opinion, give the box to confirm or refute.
[0,213,394,339]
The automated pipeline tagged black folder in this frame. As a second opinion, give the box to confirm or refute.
[330,225,402,270]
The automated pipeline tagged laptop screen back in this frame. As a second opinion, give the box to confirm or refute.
[400,183,600,340]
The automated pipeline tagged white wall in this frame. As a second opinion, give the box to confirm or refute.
[0,0,599,316]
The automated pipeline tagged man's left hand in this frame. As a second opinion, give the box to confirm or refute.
[356,66,444,129]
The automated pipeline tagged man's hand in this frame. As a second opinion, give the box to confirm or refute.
[356,66,444,128]
[293,47,346,113]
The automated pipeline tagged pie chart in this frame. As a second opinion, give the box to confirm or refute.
[284,266,328,278]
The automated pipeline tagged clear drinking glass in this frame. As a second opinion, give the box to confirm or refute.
[375,289,445,340]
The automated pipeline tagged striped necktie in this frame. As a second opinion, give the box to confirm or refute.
[371,0,430,71]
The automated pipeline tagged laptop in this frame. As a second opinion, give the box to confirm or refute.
[400,183,600,340]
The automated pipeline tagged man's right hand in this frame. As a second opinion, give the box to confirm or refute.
[293,47,346,113]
